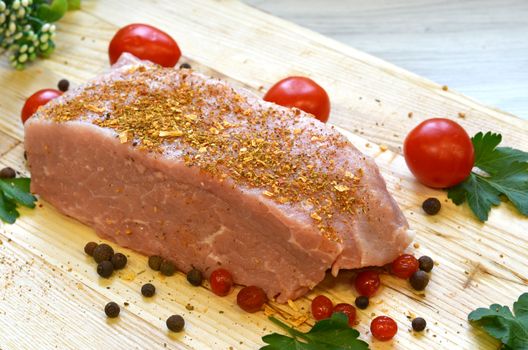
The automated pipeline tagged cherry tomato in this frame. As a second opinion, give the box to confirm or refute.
[354,270,381,297]
[210,268,234,297]
[21,89,62,124]
[237,286,267,313]
[311,295,333,320]
[370,316,398,341]
[391,254,419,279]
[109,24,181,67]
[333,303,356,326]
[404,118,474,188]
[263,76,330,123]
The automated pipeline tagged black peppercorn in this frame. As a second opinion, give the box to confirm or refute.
[418,256,434,272]
[0,167,16,179]
[412,317,427,332]
[354,296,369,310]
[84,242,98,256]
[422,197,441,215]
[141,283,156,297]
[57,79,70,92]
[179,63,191,69]
[410,271,429,291]
[148,255,163,271]
[160,259,176,276]
[111,253,127,270]
[186,268,203,286]
[104,301,120,318]
[97,260,114,278]
[93,243,114,263]
[166,315,185,332]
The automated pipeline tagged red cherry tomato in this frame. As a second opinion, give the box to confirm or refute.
[109,24,181,67]
[21,89,62,124]
[210,268,234,297]
[237,286,267,313]
[404,118,474,188]
[371,316,398,341]
[354,271,381,297]
[311,295,333,320]
[391,254,419,279]
[333,303,356,326]
[263,76,331,123]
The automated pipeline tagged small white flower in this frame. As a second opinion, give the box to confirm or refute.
[50,24,56,32]
[17,7,25,18]
[21,0,29,7]
[28,46,34,53]
[8,21,16,33]
[40,33,49,43]
[12,0,20,10]
[20,44,28,53]
[42,23,50,32]
[0,1,6,12]
[14,31,22,40]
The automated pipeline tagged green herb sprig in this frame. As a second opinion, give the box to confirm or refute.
[448,132,528,221]
[0,0,78,69]
[468,293,528,349]
[261,312,369,350]
[0,177,36,223]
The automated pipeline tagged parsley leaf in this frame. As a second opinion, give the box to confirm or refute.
[0,178,37,224]
[468,293,528,349]
[447,132,528,221]
[261,313,369,350]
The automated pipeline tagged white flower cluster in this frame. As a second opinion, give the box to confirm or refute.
[0,0,57,69]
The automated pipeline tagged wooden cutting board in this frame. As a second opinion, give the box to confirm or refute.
[1,1,527,349]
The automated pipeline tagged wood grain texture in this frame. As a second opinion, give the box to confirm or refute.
[245,0,528,119]
[0,0,527,349]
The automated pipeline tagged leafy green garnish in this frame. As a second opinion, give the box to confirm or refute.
[261,312,369,350]
[0,178,37,224]
[468,293,528,349]
[448,132,528,221]
[67,0,81,10]
[36,0,68,22]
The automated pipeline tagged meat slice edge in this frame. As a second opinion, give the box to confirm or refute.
[25,120,342,302]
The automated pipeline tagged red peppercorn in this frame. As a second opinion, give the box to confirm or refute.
[391,254,419,279]
[333,303,356,326]
[311,295,333,320]
[354,270,381,297]
[237,286,267,313]
[210,268,234,297]
[371,316,398,341]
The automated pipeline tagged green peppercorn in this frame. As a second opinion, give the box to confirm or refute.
[97,260,114,278]
[104,301,120,318]
[186,268,203,286]
[418,256,434,272]
[160,260,176,276]
[354,296,369,310]
[166,315,185,332]
[141,283,156,297]
[0,167,16,179]
[93,243,114,263]
[422,197,441,215]
[111,253,127,270]
[410,271,429,291]
[148,255,163,271]
[84,242,98,256]
[412,317,427,332]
